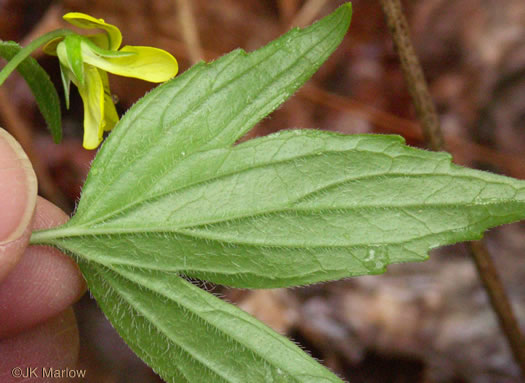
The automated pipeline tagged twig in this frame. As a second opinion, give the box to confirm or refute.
[378,0,443,151]
[288,0,330,28]
[175,0,203,64]
[467,241,525,373]
[379,0,525,377]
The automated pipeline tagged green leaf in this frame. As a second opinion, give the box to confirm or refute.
[28,2,525,382]
[34,130,525,288]
[77,259,342,382]
[0,41,62,143]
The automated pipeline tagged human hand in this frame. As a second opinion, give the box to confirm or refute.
[0,128,86,382]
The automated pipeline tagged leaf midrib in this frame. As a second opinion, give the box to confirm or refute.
[40,200,515,250]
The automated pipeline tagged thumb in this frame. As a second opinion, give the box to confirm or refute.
[0,128,37,283]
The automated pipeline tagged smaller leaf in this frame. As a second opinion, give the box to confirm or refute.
[0,41,62,143]
[67,2,353,223]
[77,259,344,383]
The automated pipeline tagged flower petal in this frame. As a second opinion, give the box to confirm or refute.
[42,37,63,56]
[86,33,115,51]
[63,12,122,51]
[82,45,178,83]
[99,69,119,132]
[74,65,105,149]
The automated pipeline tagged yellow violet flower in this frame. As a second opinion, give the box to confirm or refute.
[44,12,178,149]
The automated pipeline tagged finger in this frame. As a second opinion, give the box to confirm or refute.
[0,197,86,338]
[0,307,80,383]
[0,128,37,282]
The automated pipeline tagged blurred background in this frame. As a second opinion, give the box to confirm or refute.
[1,0,525,382]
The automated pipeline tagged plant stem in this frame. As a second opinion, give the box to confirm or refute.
[467,241,525,372]
[379,0,525,378]
[0,29,72,86]
[378,0,443,152]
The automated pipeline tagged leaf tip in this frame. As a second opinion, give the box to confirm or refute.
[292,2,352,38]
[52,129,63,144]
[332,2,353,29]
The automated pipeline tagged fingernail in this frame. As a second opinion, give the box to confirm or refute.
[0,128,37,244]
